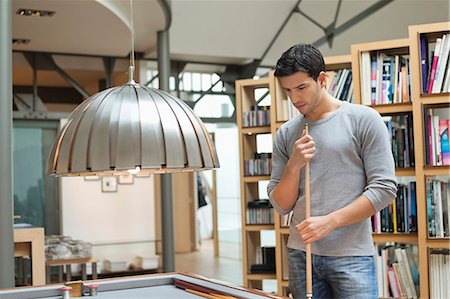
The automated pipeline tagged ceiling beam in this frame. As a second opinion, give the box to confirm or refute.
[311,0,395,48]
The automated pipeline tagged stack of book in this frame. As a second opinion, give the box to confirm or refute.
[376,244,419,298]
[372,182,417,233]
[424,107,450,166]
[420,33,450,94]
[427,178,450,238]
[383,114,415,168]
[250,246,276,274]
[244,153,272,176]
[242,105,271,127]
[360,51,412,105]
[246,199,273,225]
[327,69,354,102]
[429,249,450,299]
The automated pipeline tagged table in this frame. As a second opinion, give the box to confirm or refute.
[46,257,97,283]
[0,272,287,298]
[13,227,45,286]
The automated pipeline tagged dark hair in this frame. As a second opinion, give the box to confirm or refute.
[274,44,325,80]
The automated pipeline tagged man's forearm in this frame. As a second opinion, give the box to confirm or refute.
[329,195,376,229]
[273,159,304,211]
[296,195,378,243]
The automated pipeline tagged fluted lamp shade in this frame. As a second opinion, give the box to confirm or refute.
[46,83,219,176]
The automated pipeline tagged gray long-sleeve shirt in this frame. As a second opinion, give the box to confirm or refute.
[267,101,397,256]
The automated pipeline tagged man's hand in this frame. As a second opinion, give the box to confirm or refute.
[288,130,315,173]
[295,215,338,244]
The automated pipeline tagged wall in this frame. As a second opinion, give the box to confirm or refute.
[214,126,242,260]
[60,175,156,268]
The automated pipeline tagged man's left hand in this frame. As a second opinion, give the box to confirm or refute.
[295,215,338,244]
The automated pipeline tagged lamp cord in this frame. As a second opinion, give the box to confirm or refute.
[129,0,135,83]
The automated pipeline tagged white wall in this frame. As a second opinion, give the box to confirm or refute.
[214,126,242,260]
[60,176,156,267]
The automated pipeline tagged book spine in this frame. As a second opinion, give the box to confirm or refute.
[428,38,443,94]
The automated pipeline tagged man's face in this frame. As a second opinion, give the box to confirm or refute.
[278,71,326,117]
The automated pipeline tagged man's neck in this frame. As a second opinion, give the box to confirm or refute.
[305,93,342,122]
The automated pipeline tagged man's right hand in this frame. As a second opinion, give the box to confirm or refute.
[272,128,316,211]
[287,129,316,173]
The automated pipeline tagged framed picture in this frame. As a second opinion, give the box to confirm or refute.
[118,174,134,185]
[84,176,100,181]
[102,176,118,192]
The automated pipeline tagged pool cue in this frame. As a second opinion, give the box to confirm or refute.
[304,123,312,299]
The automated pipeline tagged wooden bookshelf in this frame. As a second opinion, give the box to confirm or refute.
[409,21,450,299]
[236,74,278,291]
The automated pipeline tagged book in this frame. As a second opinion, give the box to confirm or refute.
[420,34,429,93]
[395,248,413,298]
[401,248,418,298]
[440,119,450,165]
[433,34,450,93]
[361,52,372,105]
[428,38,443,94]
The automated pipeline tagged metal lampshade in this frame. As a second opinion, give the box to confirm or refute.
[46,82,219,176]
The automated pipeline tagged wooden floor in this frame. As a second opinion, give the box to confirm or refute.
[175,239,242,285]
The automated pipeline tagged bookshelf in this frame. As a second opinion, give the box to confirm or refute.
[409,22,450,299]
[236,74,278,291]
[351,36,421,298]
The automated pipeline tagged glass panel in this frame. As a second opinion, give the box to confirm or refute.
[14,127,45,227]
[202,74,212,91]
[194,95,234,118]
[13,121,60,234]
[192,73,201,92]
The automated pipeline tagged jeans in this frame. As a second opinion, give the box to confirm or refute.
[288,248,378,299]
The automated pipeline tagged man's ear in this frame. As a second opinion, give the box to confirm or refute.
[318,71,327,88]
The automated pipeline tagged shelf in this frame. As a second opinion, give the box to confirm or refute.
[324,54,352,71]
[372,233,418,243]
[246,273,277,280]
[241,126,271,135]
[237,77,270,88]
[368,103,413,114]
[395,167,415,177]
[426,238,450,249]
[419,93,450,105]
[243,176,270,183]
[279,227,289,235]
[352,38,411,53]
[423,165,450,176]
[245,224,275,231]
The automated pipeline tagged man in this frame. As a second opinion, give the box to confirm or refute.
[267,44,397,298]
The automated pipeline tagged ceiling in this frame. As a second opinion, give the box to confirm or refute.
[12,0,166,57]
[10,0,450,88]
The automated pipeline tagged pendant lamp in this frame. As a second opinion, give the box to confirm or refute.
[46,67,219,176]
[46,0,219,177]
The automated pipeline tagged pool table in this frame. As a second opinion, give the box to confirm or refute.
[0,272,286,298]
